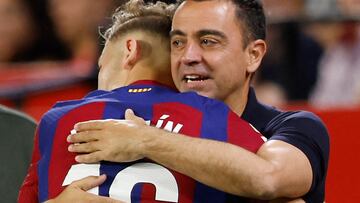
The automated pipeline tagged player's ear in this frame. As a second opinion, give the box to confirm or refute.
[246,39,266,73]
[123,38,141,70]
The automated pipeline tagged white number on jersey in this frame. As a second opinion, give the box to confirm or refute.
[63,163,179,203]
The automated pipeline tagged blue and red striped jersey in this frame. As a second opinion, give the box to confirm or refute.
[19,81,264,203]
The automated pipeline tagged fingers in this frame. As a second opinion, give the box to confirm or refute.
[75,151,103,163]
[92,195,124,203]
[67,131,99,143]
[125,109,135,119]
[72,174,107,191]
[69,175,124,203]
[125,109,145,124]
[74,115,140,133]
[74,120,110,132]
[68,142,99,153]
[74,119,129,132]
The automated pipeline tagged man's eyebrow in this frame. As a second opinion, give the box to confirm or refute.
[169,29,227,40]
[196,29,227,39]
[169,30,186,38]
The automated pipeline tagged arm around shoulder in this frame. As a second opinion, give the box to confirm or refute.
[259,111,330,200]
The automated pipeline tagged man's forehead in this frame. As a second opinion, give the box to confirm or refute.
[172,0,237,34]
[173,0,235,23]
[175,0,234,13]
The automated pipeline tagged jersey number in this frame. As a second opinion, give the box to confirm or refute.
[63,163,179,202]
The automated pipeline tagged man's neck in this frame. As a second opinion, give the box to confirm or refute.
[125,65,176,89]
[224,85,250,117]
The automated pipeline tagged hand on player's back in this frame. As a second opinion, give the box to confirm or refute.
[45,175,123,203]
[67,109,149,163]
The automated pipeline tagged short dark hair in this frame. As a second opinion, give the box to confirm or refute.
[104,0,176,41]
[232,0,266,45]
[181,0,266,47]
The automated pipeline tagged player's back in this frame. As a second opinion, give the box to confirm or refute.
[36,82,264,202]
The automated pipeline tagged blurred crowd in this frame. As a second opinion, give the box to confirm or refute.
[0,0,359,119]
[255,0,360,109]
[0,0,125,115]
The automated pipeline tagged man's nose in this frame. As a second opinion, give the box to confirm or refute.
[180,43,202,66]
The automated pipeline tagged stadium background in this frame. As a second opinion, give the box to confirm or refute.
[0,0,359,202]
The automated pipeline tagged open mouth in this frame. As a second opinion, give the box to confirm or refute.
[183,75,209,83]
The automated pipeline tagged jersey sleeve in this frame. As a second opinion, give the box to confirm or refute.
[267,111,329,200]
[18,127,40,203]
[227,111,264,152]
[199,95,264,153]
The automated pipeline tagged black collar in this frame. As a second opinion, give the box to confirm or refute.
[241,87,281,133]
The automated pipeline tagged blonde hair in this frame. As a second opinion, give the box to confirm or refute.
[104,0,176,41]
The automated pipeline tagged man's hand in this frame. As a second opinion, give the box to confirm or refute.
[67,109,148,163]
[45,175,122,203]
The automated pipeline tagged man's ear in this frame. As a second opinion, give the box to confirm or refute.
[246,39,267,73]
[123,38,141,70]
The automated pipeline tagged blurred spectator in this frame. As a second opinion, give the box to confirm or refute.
[309,22,360,108]
[0,0,122,119]
[262,0,305,23]
[256,22,323,103]
[0,0,68,63]
[255,0,360,108]
[45,0,126,86]
[305,0,340,20]
[254,0,323,107]
[48,0,120,65]
[337,0,360,17]
[306,0,360,108]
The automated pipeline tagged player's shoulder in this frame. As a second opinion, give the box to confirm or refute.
[53,90,113,107]
[276,110,325,127]
[39,90,118,125]
[175,91,228,109]
[268,110,329,139]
